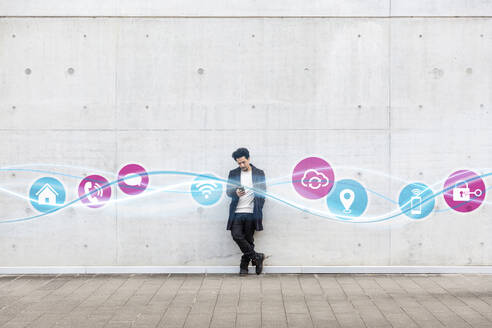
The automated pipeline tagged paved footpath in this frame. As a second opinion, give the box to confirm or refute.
[0,273,492,327]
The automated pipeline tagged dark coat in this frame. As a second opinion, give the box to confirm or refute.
[226,164,266,231]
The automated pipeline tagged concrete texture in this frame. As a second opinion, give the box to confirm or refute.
[0,1,390,17]
[0,2,491,270]
[0,274,492,327]
[3,1,492,17]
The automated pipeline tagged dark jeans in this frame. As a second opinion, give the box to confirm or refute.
[231,213,257,267]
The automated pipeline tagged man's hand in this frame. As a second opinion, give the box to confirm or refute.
[236,188,245,197]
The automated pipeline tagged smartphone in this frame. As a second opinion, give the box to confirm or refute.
[410,196,422,215]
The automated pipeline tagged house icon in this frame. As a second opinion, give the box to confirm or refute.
[35,183,59,205]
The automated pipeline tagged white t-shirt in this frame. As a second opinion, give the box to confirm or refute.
[235,169,254,213]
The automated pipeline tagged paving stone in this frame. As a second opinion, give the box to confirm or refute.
[0,274,490,327]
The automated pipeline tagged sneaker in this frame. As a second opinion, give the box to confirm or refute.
[254,253,265,275]
[239,267,248,275]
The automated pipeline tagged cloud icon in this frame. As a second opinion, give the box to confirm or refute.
[301,169,330,190]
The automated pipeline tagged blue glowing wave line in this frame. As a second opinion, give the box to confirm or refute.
[0,168,490,224]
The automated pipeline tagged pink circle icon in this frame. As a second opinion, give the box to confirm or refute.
[443,170,486,213]
[292,157,335,199]
[118,164,149,195]
[78,175,112,208]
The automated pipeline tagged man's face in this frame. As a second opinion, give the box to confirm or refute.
[235,156,251,171]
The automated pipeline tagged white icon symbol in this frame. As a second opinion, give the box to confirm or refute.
[123,173,142,186]
[35,183,58,205]
[301,169,330,190]
[84,181,103,203]
[340,189,355,214]
[410,189,422,215]
[452,180,482,201]
[196,182,219,199]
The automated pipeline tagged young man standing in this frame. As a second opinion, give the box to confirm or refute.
[226,148,266,275]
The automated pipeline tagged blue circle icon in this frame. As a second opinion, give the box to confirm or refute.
[29,177,66,213]
[326,179,368,219]
[398,182,435,219]
[191,174,223,206]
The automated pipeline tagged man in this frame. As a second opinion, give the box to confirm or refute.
[226,147,266,275]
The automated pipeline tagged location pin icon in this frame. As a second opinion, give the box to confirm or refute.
[340,189,355,214]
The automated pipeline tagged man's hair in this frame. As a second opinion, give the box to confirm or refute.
[232,147,250,160]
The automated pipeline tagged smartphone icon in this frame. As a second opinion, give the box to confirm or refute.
[410,196,422,215]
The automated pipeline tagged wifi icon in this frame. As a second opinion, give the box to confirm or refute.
[191,174,223,206]
[196,182,219,199]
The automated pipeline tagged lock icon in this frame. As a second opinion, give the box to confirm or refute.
[453,180,470,201]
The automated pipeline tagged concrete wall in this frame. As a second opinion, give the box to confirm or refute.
[1,1,492,270]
